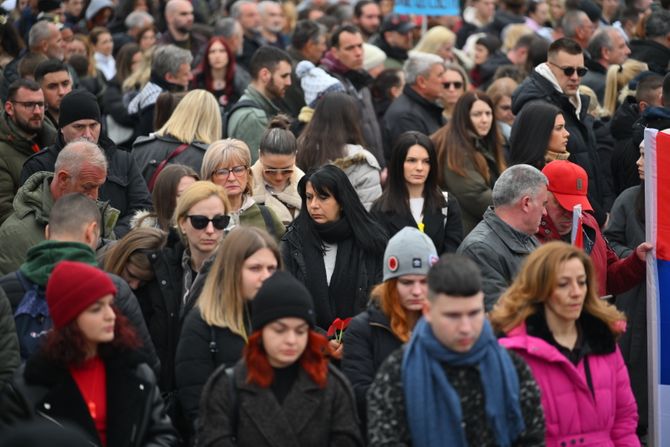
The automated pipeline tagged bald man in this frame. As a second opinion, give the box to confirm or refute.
[158,0,207,67]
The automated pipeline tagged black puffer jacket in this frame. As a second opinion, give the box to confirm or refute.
[0,348,177,447]
[174,308,247,439]
[19,133,153,237]
[382,85,445,162]
[341,304,402,424]
[0,270,161,375]
[512,70,612,223]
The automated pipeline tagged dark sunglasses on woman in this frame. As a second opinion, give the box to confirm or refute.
[187,214,230,230]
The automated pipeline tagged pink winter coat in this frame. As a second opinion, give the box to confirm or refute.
[500,322,639,447]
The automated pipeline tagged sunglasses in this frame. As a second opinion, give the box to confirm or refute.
[548,61,588,77]
[187,214,230,230]
[213,165,247,178]
[444,81,464,89]
[264,168,294,176]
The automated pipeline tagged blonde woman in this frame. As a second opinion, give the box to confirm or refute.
[175,226,281,439]
[603,59,648,116]
[201,138,286,239]
[413,25,471,68]
[139,181,229,394]
[132,89,222,187]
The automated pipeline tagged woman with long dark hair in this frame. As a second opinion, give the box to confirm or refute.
[508,101,570,169]
[0,261,177,446]
[603,140,649,437]
[432,91,507,233]
[490,242,639,446]
[191,37,244,109]
[372,131,463,254]
[196,271,363,446]
[281,165,388,333]
[297,92,382,210]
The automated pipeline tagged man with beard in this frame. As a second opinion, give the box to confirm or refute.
[158,0,207,67]
[353,0,381,42]
[232,0,264,71]
[0,80,57,225]
[227,46,292,162]
[34,59,73,128]
[258,1,289,49]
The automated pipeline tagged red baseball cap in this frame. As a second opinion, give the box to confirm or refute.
[542,160,593,212]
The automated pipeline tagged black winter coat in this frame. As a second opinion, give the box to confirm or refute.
[341,304,402,424]
[512,71,612,223]
[0,348,177,447]
[132,134,209,186]
[629,39,670,75]
[280,224,384,330]
[19,133,153,237]
[102,76,136,151]
[175,309,247,438]
[197,361,363,447]
[370,193,463,254]
[382,85,445,162]
[0,270,161,375]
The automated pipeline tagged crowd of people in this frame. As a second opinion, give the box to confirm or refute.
[0,0,665,444]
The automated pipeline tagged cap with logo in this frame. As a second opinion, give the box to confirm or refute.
[542,160,593,212]
[383,226,438,282]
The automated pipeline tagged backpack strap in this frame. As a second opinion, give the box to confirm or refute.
[147,143,189,191]
[225,366,238,440]
[441,191,449,226]
[258,204,277,239]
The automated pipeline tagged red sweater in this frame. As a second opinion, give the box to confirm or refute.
[70,356,107,446]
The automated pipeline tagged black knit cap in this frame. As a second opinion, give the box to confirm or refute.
[58,89,102,128]
[251,271,316,331]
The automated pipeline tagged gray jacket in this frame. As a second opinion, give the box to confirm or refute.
[332,144,382,211]
[457,207,540,310]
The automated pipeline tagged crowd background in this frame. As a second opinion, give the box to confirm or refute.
[0,0,665,444]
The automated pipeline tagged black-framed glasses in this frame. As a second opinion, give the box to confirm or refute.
[263,167,294,176]
[444,81,464,89]
[11,100,46,110]
[187,214,230,230]
[548,61,588,77]
[212,165,247,178]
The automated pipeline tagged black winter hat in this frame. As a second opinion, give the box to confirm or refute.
[58,89,101,128]
[251,271,316,331]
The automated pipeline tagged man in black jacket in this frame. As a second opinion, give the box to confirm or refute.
[382,52,446,161]
[0,193,159,374]
[629,9,670,75]
[512,37,613,225]
[20,89,152,237]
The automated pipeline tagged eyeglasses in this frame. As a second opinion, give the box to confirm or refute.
[548,61,588,77]
[498,104,512,111]
[443,81,463,90]
[11,101,46,110]
[212,165,247,178]
[187,214,230,230]
[263,167,294,176]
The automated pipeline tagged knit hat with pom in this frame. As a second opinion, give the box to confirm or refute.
[295,60,345,107]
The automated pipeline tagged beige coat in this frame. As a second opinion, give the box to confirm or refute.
[251,161,304,225]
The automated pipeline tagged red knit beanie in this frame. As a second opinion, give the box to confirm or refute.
[46,261,117,329]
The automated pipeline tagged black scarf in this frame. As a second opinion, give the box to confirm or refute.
[302,218,361,329]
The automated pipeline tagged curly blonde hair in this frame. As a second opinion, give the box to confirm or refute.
[489,241,626,336]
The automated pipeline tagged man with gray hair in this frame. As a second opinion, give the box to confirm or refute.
[258,0,289,49]
[215,17,245,57]
[232,0,264,70]
[562,9,595,50]
[583,27,630,102]
[0,21,67,102]
[128,44,193,138]
[630,9,670,75]
[382,52,446,160]
[112,10,154,56]
[457,164,548,310]
[0,139,119,275]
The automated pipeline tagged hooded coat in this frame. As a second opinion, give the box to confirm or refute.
[0,172,119,275]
